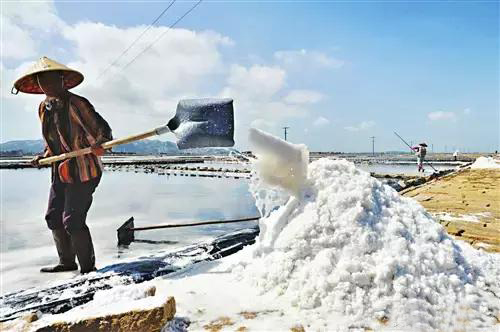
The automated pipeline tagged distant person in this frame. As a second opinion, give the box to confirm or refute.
[412,143,427,172]
[12,57,112,274]
[453,150,459,161]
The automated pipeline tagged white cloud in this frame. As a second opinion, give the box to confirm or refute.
[428,111,457,121]
[2,18,38,59]
[2,1,65,60]
[64,23,231,93]
[3,1,64,31]
[344,120,375,132]
[56,24,232,136]
[284,90,324,104]
[250,118,276,131]
[258,101,308,119]
[218,62,319,147]
[274,49,344,69]
[221,64,286,101]
[313,116,330,127]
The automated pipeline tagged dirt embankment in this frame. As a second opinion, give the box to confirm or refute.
[403,168,500,252]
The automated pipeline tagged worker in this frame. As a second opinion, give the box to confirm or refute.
[412,143,427,172]
[12,57,112,274]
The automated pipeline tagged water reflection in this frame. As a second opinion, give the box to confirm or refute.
[0,168,258,294]
[357,163,456,175]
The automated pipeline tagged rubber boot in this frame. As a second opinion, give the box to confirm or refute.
[70,228,97,274]
[40,229,78,273]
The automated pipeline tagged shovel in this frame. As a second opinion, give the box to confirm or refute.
[117,216,260,246]
[38,98,235,166]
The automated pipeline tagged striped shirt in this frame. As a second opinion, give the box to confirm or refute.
[38,92,113,183]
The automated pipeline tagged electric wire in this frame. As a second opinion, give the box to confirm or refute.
[121,0,203,70]
[97,0,176,79]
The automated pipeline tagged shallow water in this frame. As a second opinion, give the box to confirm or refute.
[357,163,457,175]
[0,168,258,294]
[181,161,458,175]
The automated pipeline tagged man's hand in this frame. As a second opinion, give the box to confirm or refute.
[91,144,105,156]
[31,155,43,168]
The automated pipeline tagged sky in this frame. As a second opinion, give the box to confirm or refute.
[1,0,498,152]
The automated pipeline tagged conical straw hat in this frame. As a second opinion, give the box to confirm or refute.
[12,56,84,94]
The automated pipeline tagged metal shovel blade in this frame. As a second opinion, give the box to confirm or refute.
[168,98,235,149]
[117,217,135,246]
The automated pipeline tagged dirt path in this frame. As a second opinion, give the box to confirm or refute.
[403,168,500,252]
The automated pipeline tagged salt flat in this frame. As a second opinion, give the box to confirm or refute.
[403,166,500,252]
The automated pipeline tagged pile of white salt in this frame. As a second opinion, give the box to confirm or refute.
[233,128,499,331]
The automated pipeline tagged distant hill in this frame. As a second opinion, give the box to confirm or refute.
[0,140,45,155]
[112,140,179,154]
[0,139,235,156]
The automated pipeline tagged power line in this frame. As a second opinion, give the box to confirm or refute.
[122,0,203,70]
[97,0,176,80]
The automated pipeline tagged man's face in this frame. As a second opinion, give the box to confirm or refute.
[37,71,64,96]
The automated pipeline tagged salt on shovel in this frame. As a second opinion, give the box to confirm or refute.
[249,128,309,196]
[38,98,235,166]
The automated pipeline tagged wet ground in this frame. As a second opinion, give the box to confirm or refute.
[0,168,258,294]
[403,168,500,252]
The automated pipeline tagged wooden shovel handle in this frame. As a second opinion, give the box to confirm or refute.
[130,216,261,231]
[39,128,159,166]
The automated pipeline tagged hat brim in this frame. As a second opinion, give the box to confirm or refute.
[13,68,84,94]
[420,143,428,147]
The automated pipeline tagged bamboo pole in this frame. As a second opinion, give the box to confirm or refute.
[39,127,166,166]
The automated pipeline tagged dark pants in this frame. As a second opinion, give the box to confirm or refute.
[45,176,100,234]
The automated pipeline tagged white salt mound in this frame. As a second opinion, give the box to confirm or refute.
[470,156,500,169]
[237,145,499,331]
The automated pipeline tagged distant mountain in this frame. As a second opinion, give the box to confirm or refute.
[0,140,45,155]
[112,140,179,154]
[0,139,236,156]
[179,147,240,156]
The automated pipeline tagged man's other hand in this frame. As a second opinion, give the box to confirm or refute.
[31,155,43,168]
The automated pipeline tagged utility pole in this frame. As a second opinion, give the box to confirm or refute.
[283,126,290,141]
[370,136,375,155]
[432,143,434,153]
